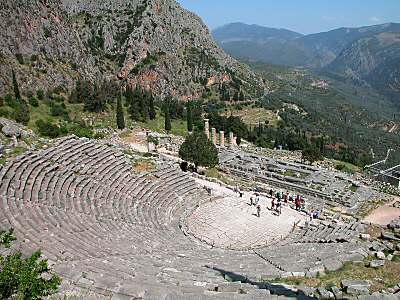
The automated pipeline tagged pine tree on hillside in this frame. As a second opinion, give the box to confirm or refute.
[234,91,239,102]
[186,102,193,132]
[83,83,97,112]
[236,132,242,146]
[141,90,150,121]
[12,70,21,100]
[13,99,30,125]
[11,70,30,125]
[126,86,141,121]
[124,87,134,107]
[148,93,156,120]
[133,85,144,121]
[164,99,172,132]
[239,90,245,101]
[116,94,125,130]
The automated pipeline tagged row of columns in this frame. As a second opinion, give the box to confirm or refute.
[204,119,235,148]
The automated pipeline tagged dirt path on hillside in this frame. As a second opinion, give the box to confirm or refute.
[364,197,400,226]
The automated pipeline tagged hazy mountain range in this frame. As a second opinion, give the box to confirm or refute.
[213,22,400,104]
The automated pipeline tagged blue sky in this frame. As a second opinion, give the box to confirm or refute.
[177,0,400,34]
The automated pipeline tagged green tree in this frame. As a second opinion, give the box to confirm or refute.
[239,90,245,101]
[35,119,66,138]
[148,93,156,120]
[302,145,323,165]
[28,96,39,107]
[116,94,125,130]
[126,86,142,121]
[84,83,106,113]
[12,70,21,100]
[13,99,30,125]
[179,131,219,168]
[141,90,150,121]
[36,89,45,101]
[164,100,172,132]
[0,229,61,299]
[233,91,239,102]
[236,132,242,146]
[186,102,193,132]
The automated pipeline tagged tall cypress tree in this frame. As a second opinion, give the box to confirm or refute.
[12,70,21,100]
[127,86,141,121]
[11,70,30,125]
[239,90,245,101]
[141,90,150,121]
[116,94,125,130]
[186,102,193,132]
[148,93,156,120]
[236,132,242,146]
[234,91,239,102]
[164,99,172,132]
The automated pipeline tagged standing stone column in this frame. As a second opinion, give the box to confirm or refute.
[229,132,235,148]
[211,128,217,145]
[204,119,210,139]
[219,131,225,148]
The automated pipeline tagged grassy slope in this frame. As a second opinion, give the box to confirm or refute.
[221,107,279,127]
[140,110,189,137]
[274,258,400,293]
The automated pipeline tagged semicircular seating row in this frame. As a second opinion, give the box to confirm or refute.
[0,137,367,299]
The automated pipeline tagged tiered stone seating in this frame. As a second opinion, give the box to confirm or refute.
[0,137,367,299]
[289,221,363,244]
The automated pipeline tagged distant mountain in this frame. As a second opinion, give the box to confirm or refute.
[298,23,400,67]
[213,22,302,43]
[213,22,400,106]
[213,23,307,66]
[324,31,400,102]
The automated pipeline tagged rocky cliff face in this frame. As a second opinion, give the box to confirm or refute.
[0,0,263,99]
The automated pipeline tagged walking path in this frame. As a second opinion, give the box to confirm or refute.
[364,197,400,226]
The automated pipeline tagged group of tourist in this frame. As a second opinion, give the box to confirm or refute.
[235,184,321,220]
[268,189,306,213]
[237,186,312,218]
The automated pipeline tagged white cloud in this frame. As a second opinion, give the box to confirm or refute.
[370,16,381,22]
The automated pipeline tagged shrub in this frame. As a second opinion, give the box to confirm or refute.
[15,53,24,65]
[50,103,69,120]
[93,132,106,139]
[35,119,64,138]
[4,94,14,107]
[28,96,39,107]
[0,229,61,299]
[13,100,30,125]
[36,89,45,101]
[52,85,65,95]
[0,106,12,118]
[68,123,93,138]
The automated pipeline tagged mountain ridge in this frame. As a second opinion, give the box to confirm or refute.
[0,0,263,100]
[213,22,303,43]
[213,22,400,106]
